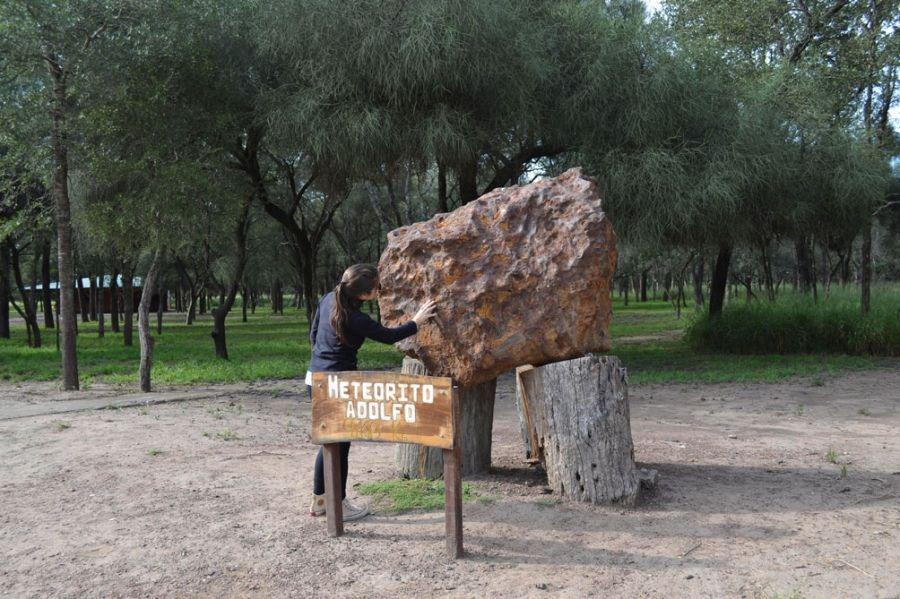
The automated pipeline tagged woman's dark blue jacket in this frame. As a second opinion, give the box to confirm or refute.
[308,291,417,373]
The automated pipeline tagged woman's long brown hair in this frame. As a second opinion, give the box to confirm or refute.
[330,264,378,345]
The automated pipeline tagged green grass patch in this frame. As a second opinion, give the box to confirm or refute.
[685,286,900,356]
[2,290,897,387]
[0,310,403,386]
[610,298,685,338]
[216,428,239,441]
[613,338,893,384]
[357,478,491,512]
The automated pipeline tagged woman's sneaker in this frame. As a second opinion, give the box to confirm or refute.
[309,494,326,517]
[341,499,369,522]
[309,494,369,522]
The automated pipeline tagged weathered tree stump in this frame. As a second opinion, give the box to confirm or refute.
[395,357,495,478]
[515,354,656,506]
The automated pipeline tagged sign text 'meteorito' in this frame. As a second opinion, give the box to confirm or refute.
[327,373,434,423]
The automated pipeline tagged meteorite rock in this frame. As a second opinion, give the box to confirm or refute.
[378,168,617,387]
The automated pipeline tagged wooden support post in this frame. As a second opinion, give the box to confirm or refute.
[397,357,495,479]
[443,386,463,558]
[323,443,344,537]
[514,365,540,463]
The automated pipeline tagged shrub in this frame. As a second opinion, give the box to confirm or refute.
[685,286,900,356]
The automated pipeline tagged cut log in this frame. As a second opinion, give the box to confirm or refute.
[395,357,495,478]
[516,354,655,506]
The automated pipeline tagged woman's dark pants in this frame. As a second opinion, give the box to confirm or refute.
[309,384,350,499]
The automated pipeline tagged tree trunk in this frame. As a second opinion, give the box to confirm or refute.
[9,244,42,347]
[122,263,134,346]
[692,257,705,309]
[809,237,819,302]
[301,257,317,325]
[138,250,162,392]
[76,272,89,323]
[437,161,449,212]
[28,247,43,345]
[795,235,815,295]
[156,282,164,335]
[639,269,649,302]
[760,243,776,302]
[88,273,98,321]
[0,242,10,339]
[110,270,120,333]
[186,290,198,325]
[709,244,732,317]
[515,355,655,506]
[41,239,54,328]
[241,285,248,322]
[456,158,479,205]
[211,305,230,359]
[211,197,252,360]
[96,276,105,339]
[395,357,496,478]
[839,242,852,286]
[272,280,285,314]
[55,295,60,350]
[48,64,79,389]
[271,281,280,313]
[861,218,872,315]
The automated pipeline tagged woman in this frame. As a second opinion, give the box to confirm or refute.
[306,263,436,521]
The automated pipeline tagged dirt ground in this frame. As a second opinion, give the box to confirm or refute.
[1,368,898,599]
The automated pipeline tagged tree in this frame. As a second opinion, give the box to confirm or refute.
[260,0,575,208]
[138,249,161,392]
[0,161,51,346]
[209,196,252,360]
[0,241,9,339]
[1,1,151,389]
[664,0,898,313]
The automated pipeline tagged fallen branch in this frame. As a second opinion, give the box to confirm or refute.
[679,542,701,558]
[833,558,872,578]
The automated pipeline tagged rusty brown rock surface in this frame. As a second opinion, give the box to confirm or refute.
[378,168,617,387]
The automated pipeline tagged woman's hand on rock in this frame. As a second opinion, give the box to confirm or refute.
[413,299,438,327]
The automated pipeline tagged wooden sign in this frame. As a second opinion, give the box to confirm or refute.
[310,370,463,558]
[311,371,455,448]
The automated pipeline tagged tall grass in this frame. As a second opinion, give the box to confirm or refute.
[686,286,900,356]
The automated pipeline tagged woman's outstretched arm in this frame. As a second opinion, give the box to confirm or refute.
[353,299,437,345]
[352,313,417,344]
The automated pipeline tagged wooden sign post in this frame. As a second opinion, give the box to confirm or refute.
[311,371,463,558]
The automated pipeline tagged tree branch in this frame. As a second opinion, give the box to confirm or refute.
[482,143,566,195]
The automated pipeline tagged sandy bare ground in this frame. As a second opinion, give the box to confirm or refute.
[1,368,898,599]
